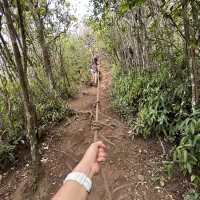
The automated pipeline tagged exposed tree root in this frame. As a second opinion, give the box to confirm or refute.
[100,135,116,147]
[112,183,135,194]
[157,135,166,155]
[101,167,112,200]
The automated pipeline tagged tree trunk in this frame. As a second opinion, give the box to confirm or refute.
[38,18,56,91]
[59,43,70,94]
[2,0,40,177]
[30,2,56,92]
[181,0,199,107]
[191,0,200,107]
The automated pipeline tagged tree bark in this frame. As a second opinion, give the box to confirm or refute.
[181,0,199,107]
[59,42,70,93]
[30,1,56,92]
[38,18,56,91]
[2,0,40,177]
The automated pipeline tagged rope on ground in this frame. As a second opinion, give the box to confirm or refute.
[94,62,112,200]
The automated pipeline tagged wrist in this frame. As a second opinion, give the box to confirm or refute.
[73,160,94,179]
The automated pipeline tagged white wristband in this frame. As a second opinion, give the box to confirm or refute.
[64,172,92,192]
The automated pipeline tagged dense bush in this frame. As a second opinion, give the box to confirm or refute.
[0,92,73,170]
[174,111,200,175]
[111,65,200,181]
[0,144,15,168]
[111,67,148,123]
[37,98,74,127]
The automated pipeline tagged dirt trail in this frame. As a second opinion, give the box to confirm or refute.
[1,64,188,200]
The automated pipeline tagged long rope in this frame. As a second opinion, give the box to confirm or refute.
[93,60,112,200]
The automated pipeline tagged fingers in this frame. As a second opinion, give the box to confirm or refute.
[97,152,107,162]
[91,141,107,162]
[97,145,107,162]
[97,156,106,162]
[95,141,106,149]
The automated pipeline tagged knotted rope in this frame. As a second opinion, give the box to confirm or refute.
[93,61,112,200]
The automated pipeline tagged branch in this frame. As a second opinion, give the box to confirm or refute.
[48,31,66,44]
[163,12,185,40]
[16,0,28,75]
[0,33,16,67]
[26,32,43,63]
[152,36,181,52]
[42,0,51,19]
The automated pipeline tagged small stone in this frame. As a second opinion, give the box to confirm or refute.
[26,163,29,167]
[139,149,142,153]
[160,180,165,187]
[43,146,49,150]
[41,158,48,164]
[138,174,144,182]
[109,160,114,164]
[155,186,161,193]
[78,128,84,132]
[160,177,165,187]
[128,130,132,134]
[106,119,110,123]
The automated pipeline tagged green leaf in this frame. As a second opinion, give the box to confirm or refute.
[183,150,188,163]
[191,175,196,182]
[193,134,200,146]
[186,163,192,174]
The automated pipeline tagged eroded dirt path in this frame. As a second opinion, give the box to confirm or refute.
[1,64,188,200]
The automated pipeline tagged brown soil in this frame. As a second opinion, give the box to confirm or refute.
[0,64,189,200]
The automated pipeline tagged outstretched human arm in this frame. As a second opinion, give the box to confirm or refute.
[53,141,106,200]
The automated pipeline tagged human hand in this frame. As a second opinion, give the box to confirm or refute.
[73,141,106,179]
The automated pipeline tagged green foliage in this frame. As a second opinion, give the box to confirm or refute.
[60,36,91,86]
[134,68,191,138]
[111,69,140,124]
[173,110,200,175]
[111,64,200,181]
[37,98,73,127]
[111,65,191,138]
[184,190,200,200]
[0,83,25,169]
[0,144,15,169]
[163,161,174,177]
[111,66,147,123]
[91,0,146,18]
[118,0,146,16]
[0,34,90,169]
[91,0,200,193]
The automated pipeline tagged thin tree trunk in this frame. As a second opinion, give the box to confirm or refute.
[30,1,56,92]
[2,0,40,180]
[59,43,70,92]
[181,0,199,107]
[38,18,56,91]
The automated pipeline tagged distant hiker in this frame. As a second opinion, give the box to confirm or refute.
[90,56,98,86]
